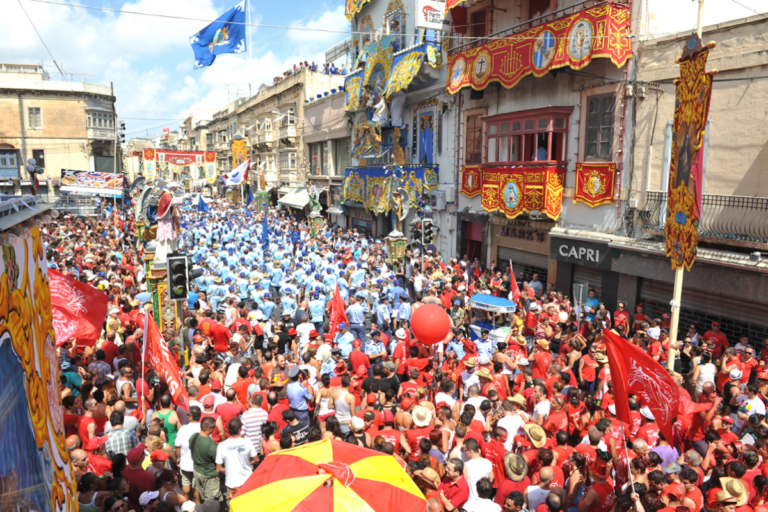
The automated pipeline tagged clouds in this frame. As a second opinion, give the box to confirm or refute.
[4,0,351,135]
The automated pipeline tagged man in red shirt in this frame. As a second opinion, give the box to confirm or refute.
[494,453,531,507]
[530,341,552,381]
[198,310,215,337]
[579,346,598,393]
[214,388,244,432]
[101,331,120,367]
[614,302,630,331]
[633,304,648,332]
[266,391,289,440]
[401,407,434,461]
[123,444,156,511]
[438,459,470,512]
[209,319,232,356]
[348,339,370,375]
[482,427,508,488]
[703,321,729,359]
[392,329,410,380]
[739,347,758,386]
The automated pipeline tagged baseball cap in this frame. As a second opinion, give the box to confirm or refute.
[150,449,170,461]
[352,339,362,348]
[202,394,215,408]
[364,411,375,421]
[211,380,222,391]
[139,491,160,507]
[339,322,347,330]
[126,443,146,464]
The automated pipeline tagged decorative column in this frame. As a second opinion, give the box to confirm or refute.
[308,211,324,238]
[385,229,408,266]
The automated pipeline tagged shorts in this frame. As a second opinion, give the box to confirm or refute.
[318,411,336,422]
[193,471,223,502]
[181,470,194,488]
[578,379,596,392]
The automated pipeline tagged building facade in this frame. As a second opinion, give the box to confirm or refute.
[0,63,117,198]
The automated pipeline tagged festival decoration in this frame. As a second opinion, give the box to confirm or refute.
[49,269,109,346]
[393,128,405,166]
[480,166,565,220]
[573,162,616,207]
[603,329,680,446]
[665,35,716,271]
[351,120,382,158]
[144,312,189,409]
[143,149,156,181]
[231,439,425,512]
[460,165,482,198]
[342,166,439,213]
[344,70,364,112]
[231,136,248,169]
[0,228,78,512]
[446,4,631,95]
[204,151,217,185]
[384,44,428,100]
[345,0,372,20]
[411,304,451,345]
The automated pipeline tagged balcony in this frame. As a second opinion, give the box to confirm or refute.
[87,128,115,140]
[639,191,768,249]
[279,125,296,138]
[256,131,273,144]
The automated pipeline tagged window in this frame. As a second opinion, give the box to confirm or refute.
[586,94,615,161]
[28,107,42,129]
[87,112,114,129]
[259,116,272,132]
[280,152,297,169]
[280,107,295,127]
[310,143,325,175]
[528,0,553,21]
[32,149,45,168]
[264,154,275,170]
[0,150,19,179]
[484,107,572,164]
[465,113,483,164]
[470,9,488,38]
[206,134,213,148]
[336,139,350,175]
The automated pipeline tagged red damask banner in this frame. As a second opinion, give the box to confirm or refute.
[665,35,715,271]
[446,4,631,95]
[144,312,189,409]
[574,162,616,207]
[460,165,482,197]
[480,166,565,220]
[49,269,109,346]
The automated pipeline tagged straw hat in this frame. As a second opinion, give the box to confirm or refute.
[595,353,608,364]
[503,453,529,482]
[464,357,477,368]
[721,478,748,507]
[414,468,441,490]
[713,491,739,506]
[507,394,526,407]
[515,335,527,346]
[523,424,546,448]
[475,368,492,380]
[536,339,550,350]
[412,406,431,427]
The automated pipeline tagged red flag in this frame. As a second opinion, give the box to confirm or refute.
[144,312,189,410]
[49,269,109,347]
[603,329,680,445]
[509,260,521,304]
[327,284,348,340]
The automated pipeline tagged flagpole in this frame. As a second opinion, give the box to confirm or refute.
[620,422,638,503]
[667,0,704,372]
[141,308,148,426]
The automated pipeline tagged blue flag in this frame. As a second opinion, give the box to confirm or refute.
[246,187,255,206]
[197,194,210,213]
[261,203,269,246]
[189,1,247,69]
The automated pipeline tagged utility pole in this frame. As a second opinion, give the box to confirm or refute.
[667,0,704,372]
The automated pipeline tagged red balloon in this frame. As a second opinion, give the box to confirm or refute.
[411,303,451,345]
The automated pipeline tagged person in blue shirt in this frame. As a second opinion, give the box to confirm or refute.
[281,288,298,317]
[365,330,388,368]
[308,292,326,334]
[333,323,355,359]
[585,289,600,322]
[286,366,312,423]
[345,295,369,350]
[445,327,467,360]
[374,296,392,336]
[270,263,283,302]
[395,294,411,330]
[475,328,496,361]
[259,292,277,320]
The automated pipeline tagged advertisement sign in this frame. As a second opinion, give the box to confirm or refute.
[549,237,612,269]
[60,169,123,197]
[415,0,449,31]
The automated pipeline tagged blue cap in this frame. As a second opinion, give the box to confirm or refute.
[228,286,234,292]
[361,282,367,288]
[255,283,261,288]
[314,273,321,278]
[264,292,270,298]
[376,278,383,284]
[314,292,320,297]
[339,322,347,329]
[225,277,232,283]
[315,285,322,290]
[285,288,292,294]
[338,263,344,268]
[339,270,345,276]
[326,268,332,273]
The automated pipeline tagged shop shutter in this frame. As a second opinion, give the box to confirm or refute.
[497,247,549,283]
[639,278,768,328]
[573,266,604,297]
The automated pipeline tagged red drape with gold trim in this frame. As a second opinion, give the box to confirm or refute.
[574,163,616,207]
[460,165,482,198]
[481,166,565,220]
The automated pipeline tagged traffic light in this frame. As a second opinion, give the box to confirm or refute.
[423,219,434,244]
[411,218,422,242]
[166,255,202,301]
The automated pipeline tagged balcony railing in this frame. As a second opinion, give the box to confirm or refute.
[449,0,626,55]
[88,128,115,140]
[639,191,768,248]
[256,132,273,143]
[279,125,296,138]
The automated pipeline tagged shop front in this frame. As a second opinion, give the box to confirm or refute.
[550,234,615,307]
[347,206,377,237]
[491,217,556,286]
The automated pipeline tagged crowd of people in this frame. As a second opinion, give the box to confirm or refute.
[51,195,768,512]
[272,61,347,85]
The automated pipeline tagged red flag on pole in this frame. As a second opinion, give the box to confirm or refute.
[49,269,109,346]
[144,311,189,410]
[603,329,680,445]
[509,260,521,304]
[327,284,349,340]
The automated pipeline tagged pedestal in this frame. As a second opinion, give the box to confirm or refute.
[146,265,181,336]
[309,211,325,238]
[255,191,269,211]
[385,231,408,265]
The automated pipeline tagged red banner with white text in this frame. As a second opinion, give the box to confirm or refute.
[144,313,189,409]
[49,269,109,346]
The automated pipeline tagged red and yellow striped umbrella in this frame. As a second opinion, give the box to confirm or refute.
[231,439,426,512]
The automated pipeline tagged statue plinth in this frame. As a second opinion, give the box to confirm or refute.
[385,231,407,265]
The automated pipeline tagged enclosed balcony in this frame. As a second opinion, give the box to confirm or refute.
[639,191,768,249]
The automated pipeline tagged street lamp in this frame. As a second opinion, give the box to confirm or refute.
[25,158,44,197]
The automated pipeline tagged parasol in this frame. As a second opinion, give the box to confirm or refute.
[230,439,425,512]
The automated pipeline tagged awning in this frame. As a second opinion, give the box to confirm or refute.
[59,185,122,198]
[277,187,309,209]
[469,293,517,313]
[326,207,344,215]
[276,186,293,196]
[384,44,428,100]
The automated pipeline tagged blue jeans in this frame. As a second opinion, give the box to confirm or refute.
[293,409,310,424]
[349,323,366,351]
[313,321,324,335]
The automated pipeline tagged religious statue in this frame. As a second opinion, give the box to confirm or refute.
[153,185,181,267]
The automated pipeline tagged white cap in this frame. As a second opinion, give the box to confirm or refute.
[530,304,541,311]
[350,416,365,432]
[608,404,616,415]
[139,491,160,506]
[730,368,743,380]
[395,328,407,339]
[181,502,196,512]
[640,407,655,420]
[517,358,529,366]
[478,354,490,365]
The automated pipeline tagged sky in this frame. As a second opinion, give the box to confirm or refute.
[4,0,351,138]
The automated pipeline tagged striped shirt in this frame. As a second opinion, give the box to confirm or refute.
[241,408,269,455]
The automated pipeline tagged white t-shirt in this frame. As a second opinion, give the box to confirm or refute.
[464,498,502,512]
[299,364,318,390]
[734,394,767,430]
[175,422,202,472]
[434,392,456,409]
[465,457,493,501]
[296,323,314,349]
[497,414,527,451]
[532,400,551,422]
[224,363,241,388]
[215,436,257,488]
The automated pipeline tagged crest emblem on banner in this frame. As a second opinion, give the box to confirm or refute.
[503,181,520,209]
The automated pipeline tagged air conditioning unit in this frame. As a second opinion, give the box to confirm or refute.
[444,186,457,203]
[428,190,446,211]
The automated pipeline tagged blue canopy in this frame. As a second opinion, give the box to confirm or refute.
[469,294,517,314]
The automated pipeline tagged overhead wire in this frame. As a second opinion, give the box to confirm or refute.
[16,0,73,92]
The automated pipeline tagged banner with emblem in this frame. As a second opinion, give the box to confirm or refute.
[665,35,716,271]
[446,4,631,95]
[143,149,156,181]
[460,165,482,198]
[480,166,565,220]
[204,151,217,185]
[574,162,616,207]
